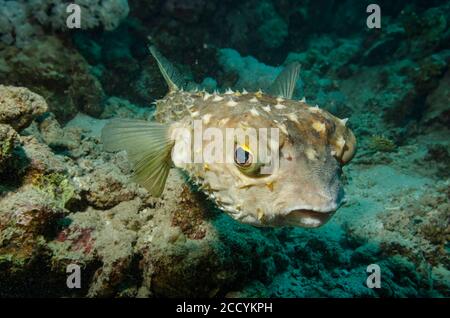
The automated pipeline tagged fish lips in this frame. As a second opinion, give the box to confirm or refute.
[282,209,336,228]
[280,189,347,228]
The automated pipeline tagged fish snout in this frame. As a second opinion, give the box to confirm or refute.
[278,189,345,228]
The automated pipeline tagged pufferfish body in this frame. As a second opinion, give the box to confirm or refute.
[102,46,356,228]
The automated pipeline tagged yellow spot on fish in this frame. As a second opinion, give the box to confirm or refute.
[241,144,251,152]
[204,163,210,171]
[266,182,274,191]
[255,90,263,98]
[312,121,326,133]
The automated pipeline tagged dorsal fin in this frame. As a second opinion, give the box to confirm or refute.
[149,45,185,92]
[102,119,174,197]
[269,62,301,99]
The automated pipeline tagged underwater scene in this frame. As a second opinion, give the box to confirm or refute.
[0,0,449,299]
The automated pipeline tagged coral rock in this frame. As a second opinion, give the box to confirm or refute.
[0,123,17,173]
[0,37,105,122]
[0,85,47,131]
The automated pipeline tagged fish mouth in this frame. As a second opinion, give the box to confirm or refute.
[282,209,335,228]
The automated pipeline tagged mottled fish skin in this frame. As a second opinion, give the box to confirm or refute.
[154,89,356,228]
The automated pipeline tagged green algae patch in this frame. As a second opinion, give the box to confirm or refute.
[0,124,17,174]
[368,135,397,153]
[32,173,77,209]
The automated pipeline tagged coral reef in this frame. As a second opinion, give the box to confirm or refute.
[217,49,282,91]
[0,1,42,48]
[0,85,48,131]
[0,87,288,297]
[0,123,17,173]
[30,0,130,31]
[0,37,105,122]
[424,70,450,127]
[0,0,129,48]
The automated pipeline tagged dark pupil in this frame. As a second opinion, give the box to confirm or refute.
[235,147,250,165]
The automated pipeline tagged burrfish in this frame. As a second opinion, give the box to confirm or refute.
[101,46,356,228]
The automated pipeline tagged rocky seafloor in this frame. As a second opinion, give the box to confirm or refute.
[0,0,449,297]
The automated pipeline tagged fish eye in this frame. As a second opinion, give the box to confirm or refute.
[234,146,253,167]
[234,145,266,177]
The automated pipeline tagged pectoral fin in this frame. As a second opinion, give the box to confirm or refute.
[102,119,174,197]
[269,62,301,99]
